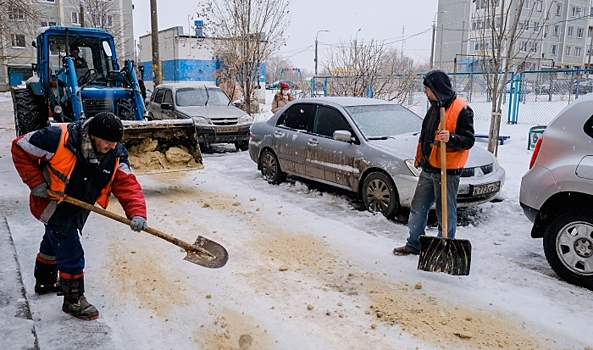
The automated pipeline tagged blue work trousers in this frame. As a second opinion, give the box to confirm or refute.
[39,224,85,275]
[405,170,461,253]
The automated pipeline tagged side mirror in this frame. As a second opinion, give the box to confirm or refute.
[160,103,173,110]
[102,41,113,58]
[333,130,353,142]
[233,100,243,108]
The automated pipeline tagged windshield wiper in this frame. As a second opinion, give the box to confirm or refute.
[204,87,210,106]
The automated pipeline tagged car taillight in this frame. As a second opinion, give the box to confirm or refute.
[529,135,543,169]
[249,131,253,139]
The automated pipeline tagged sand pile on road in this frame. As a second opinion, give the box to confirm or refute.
[127,138,203,172]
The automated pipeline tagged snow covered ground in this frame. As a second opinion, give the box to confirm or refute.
[1,91,592,350]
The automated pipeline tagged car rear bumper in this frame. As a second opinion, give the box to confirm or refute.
[196,124,251,144]
[520,202,539,223]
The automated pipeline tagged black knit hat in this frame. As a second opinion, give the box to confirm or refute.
[88,113,124,142]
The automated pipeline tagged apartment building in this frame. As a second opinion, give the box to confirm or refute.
[436,0,593,71]
[0,0,135,91]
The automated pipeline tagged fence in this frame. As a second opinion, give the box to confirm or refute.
[307,69,593,126]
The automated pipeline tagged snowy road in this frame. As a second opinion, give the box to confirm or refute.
[1,98,592,350]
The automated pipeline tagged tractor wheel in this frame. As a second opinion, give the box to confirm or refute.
[11,88,49,136]
[118,99,136,120]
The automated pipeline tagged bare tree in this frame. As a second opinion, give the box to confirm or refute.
[81,0,130,64]
[265,54,293,83]
[323,40,417,104]
[198,0,291,115]
[1,0,42,52]
[473,0,551,155]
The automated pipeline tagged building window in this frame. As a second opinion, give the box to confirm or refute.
[519,41,527,52]
[553,25,559,36]
[572,6,582,18]
[575,47,582,57]
[568,27,574,37]
[11,34,26,48]
[533,22,540,32]
[530,42,538,53]
[71,12,79,24]
[566,46,571,56]
[577,28,584,38]
[551,45,557,55]
[524,0,531,9]
[93,14,113,28]
[38,0,55,2]
[556,4,562,16]
[40,21,57,27]
[535,0,542,11]
[8,6,25,21]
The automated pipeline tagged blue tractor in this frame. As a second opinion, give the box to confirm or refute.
[11,26,202,171]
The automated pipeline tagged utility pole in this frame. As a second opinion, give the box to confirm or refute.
[150,0,161,86]
[430,11,446,69]
[315,30,329,76]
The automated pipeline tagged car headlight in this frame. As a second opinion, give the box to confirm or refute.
[238,114,252,124]
[404,159,421,176]
[193,116,210,125]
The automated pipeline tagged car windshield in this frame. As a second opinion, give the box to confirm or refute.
[175,87,231,107]
[345,104,422,138]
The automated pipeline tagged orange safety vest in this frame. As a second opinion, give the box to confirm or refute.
[45,124,119,209]
[426,97,470,170]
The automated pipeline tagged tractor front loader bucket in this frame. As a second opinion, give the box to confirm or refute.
[121,119,203,174]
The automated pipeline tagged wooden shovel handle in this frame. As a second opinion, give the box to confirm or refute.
[439,107,448,239]
[60,194,213,257]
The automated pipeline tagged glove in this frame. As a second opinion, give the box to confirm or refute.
[31,183,49,198]
[129,216,147,232]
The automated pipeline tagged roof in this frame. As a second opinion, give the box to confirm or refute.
[295,97,394,107]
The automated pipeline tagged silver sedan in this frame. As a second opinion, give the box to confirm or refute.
[249,97,505,219]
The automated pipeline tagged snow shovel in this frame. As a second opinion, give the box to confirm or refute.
[417,107,471,276]
[59,194,228,269]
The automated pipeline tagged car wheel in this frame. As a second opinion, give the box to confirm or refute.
[543,209,593,290]
[260,149,285,184]
[361,172,399,219]
[235,140,249,152]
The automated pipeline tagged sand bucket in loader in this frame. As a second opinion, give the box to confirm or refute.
[121,119,203,174]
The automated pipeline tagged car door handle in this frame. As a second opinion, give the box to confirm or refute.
[274,131,284,137]
[308,139,318,146]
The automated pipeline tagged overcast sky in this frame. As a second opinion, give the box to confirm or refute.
[132,0,438,73]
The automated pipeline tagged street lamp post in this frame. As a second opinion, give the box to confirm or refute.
[315,29,329,76]
[429,11,446,69]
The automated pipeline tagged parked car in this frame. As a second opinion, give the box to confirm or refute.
[146,82,253,151]
[571,80,593,95]
[534,81,570,95]
[520,96,593,290]
[249,97,506,218]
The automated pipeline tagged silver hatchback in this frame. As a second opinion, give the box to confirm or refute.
[249,97,505,219]
[520,96,593,290]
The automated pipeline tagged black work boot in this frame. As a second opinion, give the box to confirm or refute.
[34,254,60,294]
[60,273,99,320]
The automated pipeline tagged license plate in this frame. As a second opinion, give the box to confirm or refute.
[470,181,501,196]
[216,126,239,133]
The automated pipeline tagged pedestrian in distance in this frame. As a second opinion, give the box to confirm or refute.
[11,112,148,320]
[392,69,475,256]
[271,81,295,113]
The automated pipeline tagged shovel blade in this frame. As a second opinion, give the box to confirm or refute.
[184,236,229,269]
[417,236,471,276]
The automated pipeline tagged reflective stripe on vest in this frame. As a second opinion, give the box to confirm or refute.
[47,125,118,209]
[46,125,77,200]
[427,97,470,170]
